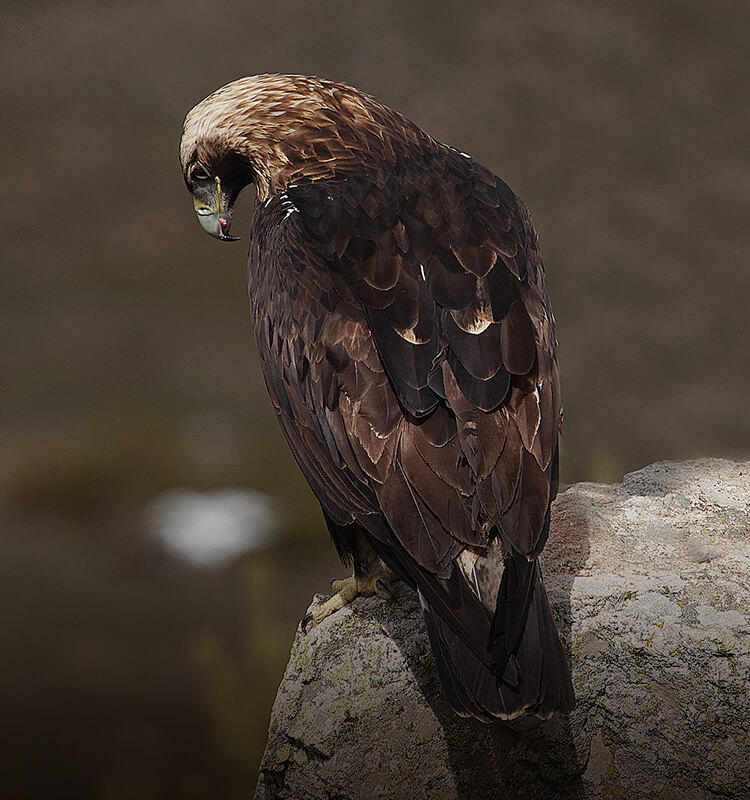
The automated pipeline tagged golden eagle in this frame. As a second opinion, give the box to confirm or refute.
[180,75,574,720]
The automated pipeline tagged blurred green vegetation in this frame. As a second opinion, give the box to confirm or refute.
[189,558,289,794]
[1,0,749,797]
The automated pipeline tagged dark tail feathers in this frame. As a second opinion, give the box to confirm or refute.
[422,555,575,720]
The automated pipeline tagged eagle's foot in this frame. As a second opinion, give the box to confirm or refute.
[301,566,398,632]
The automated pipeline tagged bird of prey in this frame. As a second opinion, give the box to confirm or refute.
[179,74,574,720]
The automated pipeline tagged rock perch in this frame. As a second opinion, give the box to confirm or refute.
[255,459,750,799]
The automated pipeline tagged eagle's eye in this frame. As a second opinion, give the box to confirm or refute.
[190,165,211,183]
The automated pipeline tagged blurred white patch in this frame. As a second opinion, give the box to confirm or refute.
[146,489,278,567]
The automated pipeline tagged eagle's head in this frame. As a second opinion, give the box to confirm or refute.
[179,148,253,241]
[178,75,302,241]
[180,74,429,241]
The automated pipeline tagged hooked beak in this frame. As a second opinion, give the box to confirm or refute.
[192,177,240,241]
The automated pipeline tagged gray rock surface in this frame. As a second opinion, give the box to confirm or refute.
[255,459,750,799]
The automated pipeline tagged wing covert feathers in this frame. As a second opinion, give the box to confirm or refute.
[235,76,571,719]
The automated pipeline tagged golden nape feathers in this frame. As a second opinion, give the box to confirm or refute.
[180,74,431,201]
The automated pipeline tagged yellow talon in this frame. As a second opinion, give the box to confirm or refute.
[301,567,398,631]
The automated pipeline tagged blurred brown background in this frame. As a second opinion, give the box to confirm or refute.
[1,0,748,797]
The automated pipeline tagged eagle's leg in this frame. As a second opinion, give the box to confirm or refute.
[302,522,399,630]
[301,561,398,631]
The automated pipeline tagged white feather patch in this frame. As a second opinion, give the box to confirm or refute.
[458,549,479,582]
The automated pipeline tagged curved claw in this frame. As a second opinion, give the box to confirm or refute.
[375,578,398,602]
[302,566,400,631]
